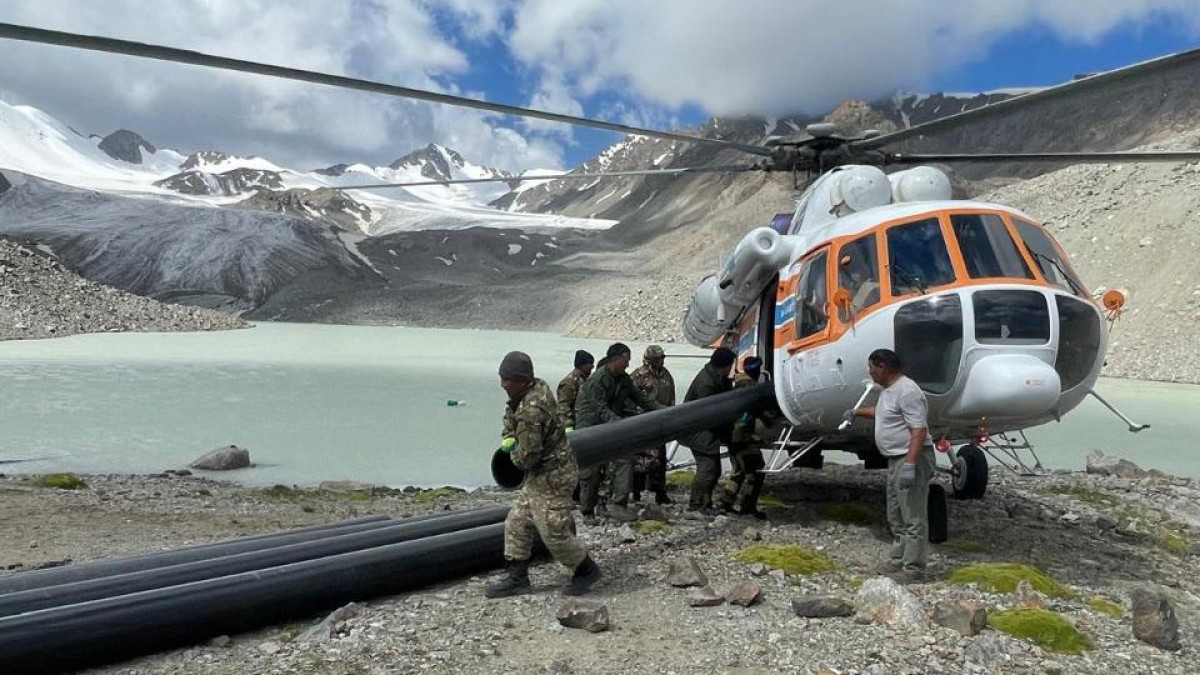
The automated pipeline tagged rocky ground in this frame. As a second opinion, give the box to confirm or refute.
[3,455,1198,675]
[0,238,246,341]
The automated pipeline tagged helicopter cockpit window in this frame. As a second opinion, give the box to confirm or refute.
[1012,219,1086,296]
[885,218,956,296]
[837,235,880,322]
[951,214,1034,280]
[794,250,829,339]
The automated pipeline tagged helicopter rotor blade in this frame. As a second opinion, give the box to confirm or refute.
[886,150,1200,165]
[334,165,762,190]
[855,46,1200,150]
[0,22,774,158]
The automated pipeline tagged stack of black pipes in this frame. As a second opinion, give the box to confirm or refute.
[0,383,773,673]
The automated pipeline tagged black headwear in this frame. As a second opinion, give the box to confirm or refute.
[574,350,595,368]
[606,342,631,360]
[710,347,737,369]
[498,351,534,381]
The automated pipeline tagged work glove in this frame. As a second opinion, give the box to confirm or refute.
[565,427,574,434]
[898,461,917,490]
[840,409,857,426]
[500,437,519,454]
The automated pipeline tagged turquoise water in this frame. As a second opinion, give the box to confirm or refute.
[0,322,1196,485]
[0,323,705,487]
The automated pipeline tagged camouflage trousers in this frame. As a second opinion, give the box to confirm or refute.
[679,429,722,510]
[505,463,586,569]
[719,444,765,512]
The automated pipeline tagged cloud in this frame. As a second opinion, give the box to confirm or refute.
[0,0,563,171]
[508,0,1200,117]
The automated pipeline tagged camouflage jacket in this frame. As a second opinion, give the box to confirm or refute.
[555,368,589,429]
[685,363,735,441]
[502,379,576,478]
[630,364,676,407]
[575,365,664,429]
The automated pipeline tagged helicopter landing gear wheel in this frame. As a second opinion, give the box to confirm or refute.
[951,444,989,500]
[927,483,948,544]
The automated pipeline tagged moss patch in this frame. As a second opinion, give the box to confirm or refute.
[666,471,694,488]
[757,493,787,509]
[989,608,1094,655]
[939,538,992,554]
[632,520,671,535]
[1048,484,1120,509]
[1159,529,1190,556]
[733,545,836,576]
[414,486,464,503]
[1087,596,1123,618]
[817,502,879,526]
[342,490,373,502]
[35,473,87,490]
[948,563,1074,598]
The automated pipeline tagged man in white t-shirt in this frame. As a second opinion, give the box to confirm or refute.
[847,348,932,582]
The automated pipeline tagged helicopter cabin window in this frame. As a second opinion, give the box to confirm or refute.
[836,234,880,322]
[951,213,1034,280]
[1056,295,1102,391]
[793,250,830,339]
[893,293,963,395]
[1012,219,1086,296]
[972,290,1050,345]
[885,218,956,296]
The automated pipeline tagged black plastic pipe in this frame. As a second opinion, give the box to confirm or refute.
[0,506,509,617]
[493,382,776,487]
[0,514,406,595]
[0,523,506,674]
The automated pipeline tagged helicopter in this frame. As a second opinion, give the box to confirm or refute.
[2,23,1199,508]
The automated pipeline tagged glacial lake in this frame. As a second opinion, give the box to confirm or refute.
[0,322,1197,486]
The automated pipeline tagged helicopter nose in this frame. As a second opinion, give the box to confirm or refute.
[946,354,1061,419]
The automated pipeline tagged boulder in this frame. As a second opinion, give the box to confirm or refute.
[1131,588,1181,651]
[742,526,762,541]
[1085,450,1145,478]
[556,600,610,633]
[298,602,360,643]
[319,480,375,494]
[189,445,250,471]
[688,585,725,607]
[1014,579,1047,608]
[749,563,769,577]
[726,582,762,607]
[618,524,637,543]
[791,595,854,618]
[853,577,926,629]
[666,557,708,587]
[932,600,987,636]
[964,632,1025,668]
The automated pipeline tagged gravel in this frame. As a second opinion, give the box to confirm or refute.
[3,459,1199,674]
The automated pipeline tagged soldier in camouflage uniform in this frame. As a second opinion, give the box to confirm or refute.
[557,350,594,430]
[679,347,736,513]
[630,344,676,504]
[718,356,771,519]
[575,342,665,522]
[486,351,600,598]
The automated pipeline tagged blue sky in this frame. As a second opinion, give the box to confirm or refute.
[1,1,1198,172]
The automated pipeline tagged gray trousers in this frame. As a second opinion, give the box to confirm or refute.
[886,447,934,572]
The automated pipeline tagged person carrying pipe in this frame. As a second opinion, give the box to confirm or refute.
[717,356,773,519]
[487,351,601,598]
[630,344,676,505]
[556,350,594,430]
[575,343,666,523]
[678,347,737,514]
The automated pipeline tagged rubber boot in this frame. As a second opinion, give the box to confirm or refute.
[484,559,531,598]
[562,555,601,596]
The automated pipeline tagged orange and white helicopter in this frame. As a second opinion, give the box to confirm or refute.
[8,24,1197,512]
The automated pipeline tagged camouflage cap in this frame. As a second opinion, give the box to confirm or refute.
[644,345,665,360]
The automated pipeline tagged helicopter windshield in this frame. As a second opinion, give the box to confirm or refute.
[951,214,1034,280]
[1012,218,1086,295]
[885,218,956,296]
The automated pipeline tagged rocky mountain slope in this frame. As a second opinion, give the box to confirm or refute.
[0,236,244,341]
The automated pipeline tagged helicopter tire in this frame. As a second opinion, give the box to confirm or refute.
[862,448,888,470]
[794,450,824,469]
[951,445,989,500]
[927,483,948,544]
